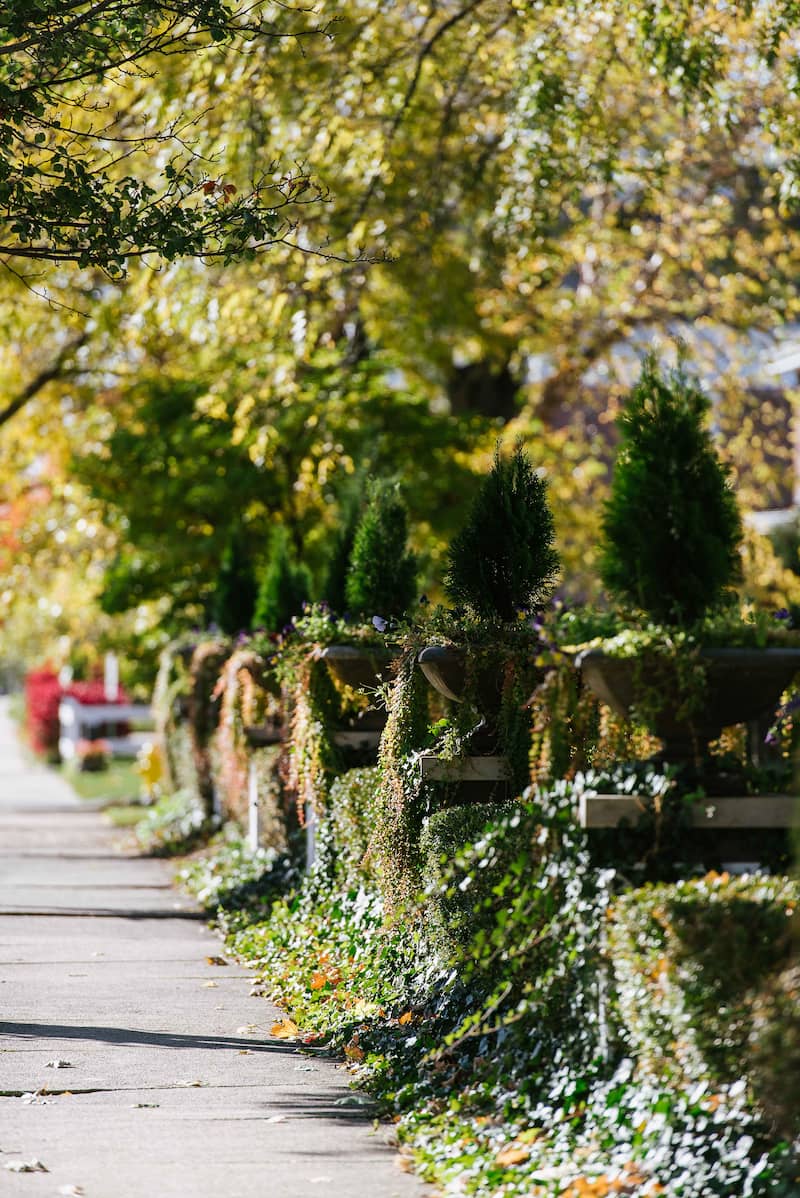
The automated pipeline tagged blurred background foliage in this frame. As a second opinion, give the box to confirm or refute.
[4,0,800,681]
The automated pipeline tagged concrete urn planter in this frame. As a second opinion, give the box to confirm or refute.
[577,645,800,764]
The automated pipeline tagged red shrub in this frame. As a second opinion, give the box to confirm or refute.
[24,670,131,759]
[24,668,62,757]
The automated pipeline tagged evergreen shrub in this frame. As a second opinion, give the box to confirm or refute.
[601,353,743,625]
[211,531,258,634]
[345,478,418,618]
[444,443,560,623]
[254,526,311,632]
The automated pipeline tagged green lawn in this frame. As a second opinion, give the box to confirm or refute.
[60,758,142,803]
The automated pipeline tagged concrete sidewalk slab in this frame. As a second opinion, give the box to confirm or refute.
[0,699,426,1197]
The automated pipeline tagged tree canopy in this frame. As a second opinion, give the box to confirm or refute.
[6,0,800,670]
[0,0,326,273]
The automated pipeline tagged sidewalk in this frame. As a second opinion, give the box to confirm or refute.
[0,699,426,1197]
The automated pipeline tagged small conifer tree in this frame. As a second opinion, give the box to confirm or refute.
[444,444,560,623]
[210,530,258,634]
[345,479,418,618]
[254,527,312,632]
[321,498,360,615]
[601,353,743,625]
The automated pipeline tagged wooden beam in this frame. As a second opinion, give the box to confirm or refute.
[420,755,510,782]
[579,793,799,830]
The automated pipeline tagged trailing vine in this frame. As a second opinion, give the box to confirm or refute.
[215,646,280,823]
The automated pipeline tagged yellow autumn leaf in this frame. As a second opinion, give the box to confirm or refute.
[270,1018,300,1040]
[310,971,328,991]
[495,1143,530,1167]
[344,1035,365,1061]
[398,1011,413,1025]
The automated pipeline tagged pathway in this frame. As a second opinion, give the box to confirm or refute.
[0,699,425,1197]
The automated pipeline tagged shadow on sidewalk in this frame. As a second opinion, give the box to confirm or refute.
[0,907,207,920]
[1,1021,317,1054]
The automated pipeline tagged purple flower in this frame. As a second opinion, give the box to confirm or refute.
[372,615,388,633]
[764,729,779,746]
[774,608,792,622]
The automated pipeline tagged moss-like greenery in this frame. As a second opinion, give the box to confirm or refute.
[601,353,743,625]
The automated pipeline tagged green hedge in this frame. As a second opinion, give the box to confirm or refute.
[608,873,800,1125]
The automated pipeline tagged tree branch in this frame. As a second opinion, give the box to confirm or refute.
[0,332,88,427]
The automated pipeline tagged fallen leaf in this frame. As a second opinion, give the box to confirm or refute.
[201,981,218,989]
[270,1018,300,1039]
[5,1159,48,1173]
[495,1143,531,1167]
[131,1103,160,1109]
[206,956,228,966]
[45,1059,72,1069]
[301,1031,325,1044]
[310,971,328,991]
[398,1011,413,1025]
[395,1154,415,1173]
[174,1080,203,1088]
[237,1050,253,1056]
[344,1039,365,1062]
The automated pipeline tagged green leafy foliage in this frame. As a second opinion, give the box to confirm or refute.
[134,788,212,856]
[211,775,799,1196]
[73,377,273,626]
[253,527,311,633]
[0,0,319,271]
[601,354,744,625]
[345,479,418,618]
[179,834,298,923]
[444,444,560,623]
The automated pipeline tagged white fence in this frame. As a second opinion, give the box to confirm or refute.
[58,696,154,762]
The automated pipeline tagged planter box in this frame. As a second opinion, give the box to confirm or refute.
[578,646,800,764]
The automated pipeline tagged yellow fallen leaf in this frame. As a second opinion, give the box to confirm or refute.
[201,981,218,989]
[310,971,328,991]
[344,1033,365,1061]
[206,956,228,966]
[398,1011,413,1025]
[270,1018,300,1039]
[495,1143,530,1167]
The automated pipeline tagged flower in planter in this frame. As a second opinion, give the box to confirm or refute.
[75,738,111,772]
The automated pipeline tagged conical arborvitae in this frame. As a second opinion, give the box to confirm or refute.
[321,498,361,615]
[211,530,258,634]
[254,527,312,633]
[601,353,743,625]
[345,479,418,618]
[444,444,560,623]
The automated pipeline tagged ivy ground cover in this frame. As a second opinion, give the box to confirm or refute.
[180,774,800,1198]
